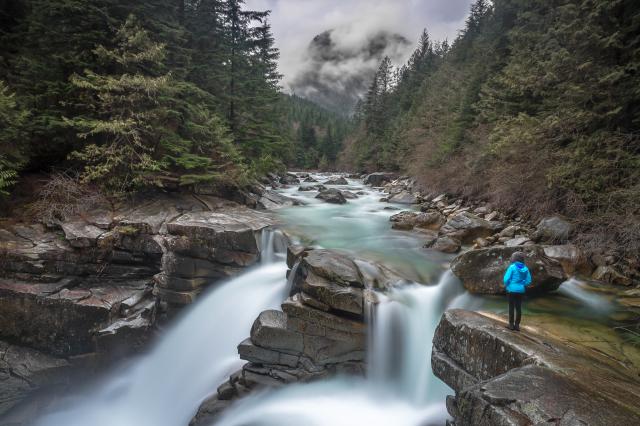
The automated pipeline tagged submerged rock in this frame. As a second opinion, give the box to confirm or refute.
[450,245,565,294]
[432,309,640,425]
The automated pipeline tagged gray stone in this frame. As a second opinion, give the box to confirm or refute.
[432,309,640,425]
[428,236,461,254]
[324,177,348,185]
[450,245,565,294]
[315,189,347,204]
[534,216,574,243]
[364,172,396,186]
[388,191,418,204]
[441,212,496,244]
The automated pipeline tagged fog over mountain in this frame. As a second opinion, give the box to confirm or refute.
[290,29,410,114]
[246,0,473,113]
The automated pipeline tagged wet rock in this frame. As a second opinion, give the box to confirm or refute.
[303,176,318,183]
[429,236,461,254]
[364,172,396,187]
[0,278,151,356]
[390,211,418,230]
[315,189,347,204]
[342,191,358,199]
[0,340,71,416]
[280,173,299,185]
[324,177,348,185]
[432,309,640,425]
[543,245,593,277]
[257,190,299,210]
[592,265,632,286]
[450,245,565,294]
[390,211,444,231]
[387,190,418,205]
[286,244,306,269]
[298,184,326,192]
[534,215,574,243]
[440,212,496,244]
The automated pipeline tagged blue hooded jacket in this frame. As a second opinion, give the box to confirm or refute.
[503,262,532,294]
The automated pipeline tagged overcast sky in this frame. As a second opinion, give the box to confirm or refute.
[245,0,474,89]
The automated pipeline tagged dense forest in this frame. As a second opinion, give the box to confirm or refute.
[342,0,640,255]
[0,0,347,196]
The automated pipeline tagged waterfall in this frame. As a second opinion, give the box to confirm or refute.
[36,230,288,426]
[369,271,461,404]
[215,271,469,426]
[558,278,613,313]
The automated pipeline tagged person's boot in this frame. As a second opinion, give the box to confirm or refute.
[506,323,515,330]
[514,324,520,332]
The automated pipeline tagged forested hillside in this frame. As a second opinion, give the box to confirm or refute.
[0,0,345,196]
[281,94,352,170]
[342,0,640,255]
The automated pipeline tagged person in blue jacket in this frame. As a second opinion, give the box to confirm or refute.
[503,251,532,331]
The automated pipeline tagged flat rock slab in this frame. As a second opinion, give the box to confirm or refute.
[432,309,640,425]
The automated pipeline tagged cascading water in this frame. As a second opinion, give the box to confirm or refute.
[558,278,613,313]
[214,271,468,426]
[36,229,288,426]
[32,173,618,426]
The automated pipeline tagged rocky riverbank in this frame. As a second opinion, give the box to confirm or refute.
[373,175,638,290]
[0,179,299,419]
[432,309,640,425]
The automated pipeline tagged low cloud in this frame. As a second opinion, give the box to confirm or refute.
[246,0,473,111]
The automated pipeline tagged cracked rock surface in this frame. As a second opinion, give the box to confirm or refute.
[432,309,640,425]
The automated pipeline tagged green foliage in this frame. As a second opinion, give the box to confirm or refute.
[66,16,243,192]
[346,0,640,252]
[0,0,292,194]
[281,94,352,170]
[0,81,27,195]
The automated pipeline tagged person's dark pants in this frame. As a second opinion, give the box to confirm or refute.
[508,292,523,327]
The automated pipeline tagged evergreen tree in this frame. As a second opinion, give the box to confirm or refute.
[66,15,241,192]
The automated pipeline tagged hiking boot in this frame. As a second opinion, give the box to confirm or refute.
[506,324,515,331]
[514,324,520,332]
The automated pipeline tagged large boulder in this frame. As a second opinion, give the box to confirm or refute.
[315,189,347,204]
[387,191,418,204]
[534,215,574,243]
[390,211,445,231]
[440,212,497,244]
[450,245,565,294]
[364,172,396,187]
[324,177,348,185]
[432,309,640,425]
[280,173,299,185]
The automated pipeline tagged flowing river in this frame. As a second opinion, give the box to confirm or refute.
[34,173,617,426]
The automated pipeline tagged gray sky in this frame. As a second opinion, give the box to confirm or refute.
[245,0,474,89]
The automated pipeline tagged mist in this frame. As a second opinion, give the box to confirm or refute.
[245,0,473,112]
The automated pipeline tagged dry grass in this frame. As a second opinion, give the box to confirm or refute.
[27,172,109,225]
